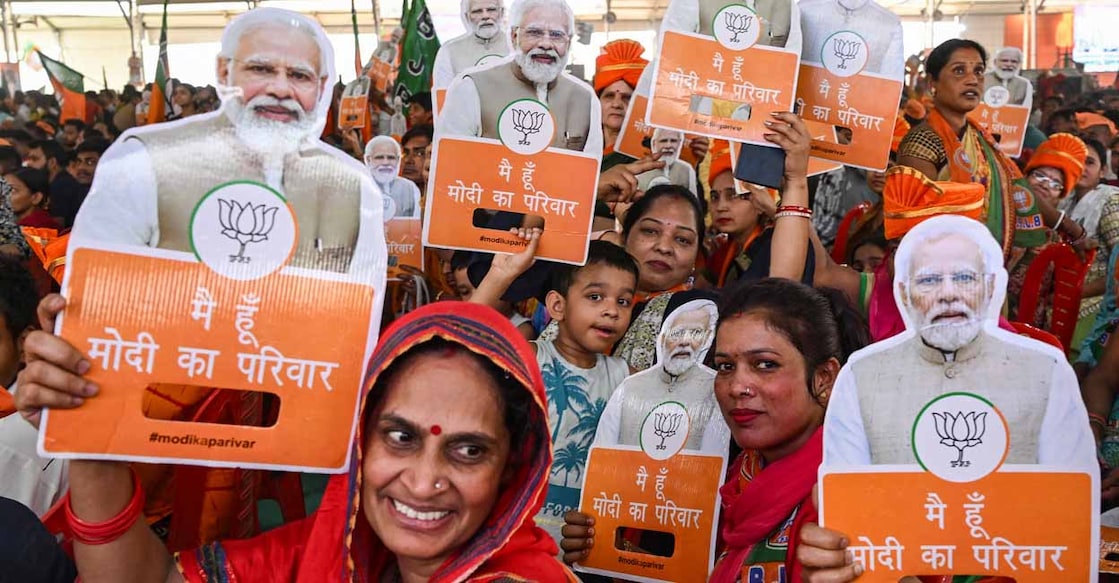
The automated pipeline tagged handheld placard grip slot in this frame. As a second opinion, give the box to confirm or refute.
[471,209,546,232]
[613,527,676,557]
[142,385,280,428]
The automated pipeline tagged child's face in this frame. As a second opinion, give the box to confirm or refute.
[453,267,475,301]
[0,317,20,389]
[555,264,637,354]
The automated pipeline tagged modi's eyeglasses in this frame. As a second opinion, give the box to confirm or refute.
[912,270,987,292]
[231,58,320,91]
[518,26,570,44]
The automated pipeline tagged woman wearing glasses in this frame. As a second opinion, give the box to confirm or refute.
[895,39,1091,263]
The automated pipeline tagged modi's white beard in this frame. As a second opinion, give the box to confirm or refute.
[371,165,398,185]
[514,47,566,84]
[658,151,678,168]
[228,94,316,159]
[993,67,1017,81]
[914,304,982,353]
[472,21,499,40]
[663,348,695,376]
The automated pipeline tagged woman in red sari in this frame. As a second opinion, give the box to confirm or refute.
[15,300,574,582]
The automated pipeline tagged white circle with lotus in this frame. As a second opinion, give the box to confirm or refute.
[712,5,761,51]
[911,392,1008,483]
[189,181,297,281]
[497,98,555,156]
[639,401,691,461]
[821,31,869,78]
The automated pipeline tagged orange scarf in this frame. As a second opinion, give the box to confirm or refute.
[924,108,1017,257]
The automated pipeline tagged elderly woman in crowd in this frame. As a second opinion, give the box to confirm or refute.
[15,300,574,582]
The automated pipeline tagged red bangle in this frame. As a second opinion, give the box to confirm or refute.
[777,204,812,215]
[65,467,145,546]
[1089,413,1108,427]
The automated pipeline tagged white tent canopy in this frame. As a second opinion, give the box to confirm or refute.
[1,0,1085,93]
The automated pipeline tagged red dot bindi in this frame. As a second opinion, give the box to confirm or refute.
[430,425,442,436]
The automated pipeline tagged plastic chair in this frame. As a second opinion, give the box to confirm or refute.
[831,202,873,264]
[1015,243,1094,354]
[1010,321,1064,351]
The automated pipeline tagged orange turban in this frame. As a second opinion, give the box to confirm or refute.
[1024,133,1087,198]
[1077,112,1117,136]
[708,140,733,187]
[903,100,926,122]
[594,39,647,94]
[883,166,986,240]
[892,115,910,154]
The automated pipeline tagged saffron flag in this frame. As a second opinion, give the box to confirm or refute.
[395,0,440,103]
[148,0,173,124]
[37,52,85,123]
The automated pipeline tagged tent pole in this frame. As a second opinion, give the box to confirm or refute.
[0,1,10,63]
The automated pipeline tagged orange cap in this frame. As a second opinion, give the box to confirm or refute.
[594,39,647,94]
[883,166,986,240]
[1077,112,1117,136]
[1024,133,1087,198]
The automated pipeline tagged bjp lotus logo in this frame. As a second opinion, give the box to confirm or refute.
[832,38,861,69]
[932,411,987,468]
[511,108,545,146]
[653,412,683,451]
[218,198,279,264]
[821,31,869,78]
[723,12,753,43]
[498,99,554,156]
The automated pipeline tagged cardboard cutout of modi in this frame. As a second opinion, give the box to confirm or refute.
[426,0,603,264]
[575,298,730,582]
[39,8,388,473]
[969,46,1033,158]
[647,0,803,145]
[818,215,1099,581]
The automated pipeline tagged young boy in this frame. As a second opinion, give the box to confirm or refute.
[470,232,639,546]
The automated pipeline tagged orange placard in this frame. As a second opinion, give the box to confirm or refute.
[820,468,1094,581]
[648,31,799,146]
[968,104,1031,159]
[424,137,599,264]
[615,93,654,159]
[42,247,375,471]
[575,447,725,583]
[339,78,370,131]
[368,58,393,94]
[385,217,423,280]
[796,63,903,171]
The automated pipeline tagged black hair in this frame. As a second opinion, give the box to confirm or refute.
[0,256,39,344]
[1049,108,1077,124]
[76,139,109,157]
[847,235,888,265]
[8,167,49,198]
[0,129,32,145]
[1083,136,1107,166]
[409,91,433,113]
[401,124,433,148]
[450,250,473,272]
[62,118,85,132]
[29,139,65,165]
[0,146,20,172]
[176,83,197,97]
[548,240,639,296]
[716,278,869,398]
[621,184,705,244]
[925,39,988,81]
[367,337,535,461]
